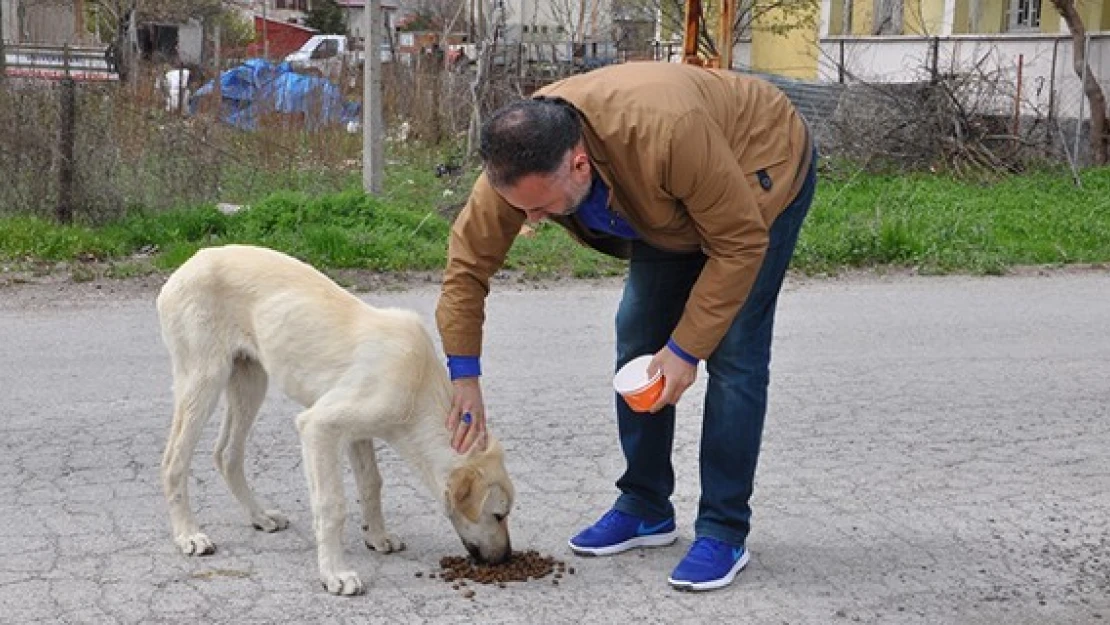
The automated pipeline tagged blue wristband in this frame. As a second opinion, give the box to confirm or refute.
[666,338,699,366]
[446,355,481,380]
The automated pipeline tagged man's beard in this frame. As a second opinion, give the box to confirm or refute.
[561,183,592,216]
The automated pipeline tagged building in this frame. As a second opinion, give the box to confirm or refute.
[1,0,95,45]
[495,0,618,63]
[727,0,1109,120]
[335,0,400,44]
[3,0,206,60]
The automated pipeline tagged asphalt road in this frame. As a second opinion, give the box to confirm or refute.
[1,270,1108,624]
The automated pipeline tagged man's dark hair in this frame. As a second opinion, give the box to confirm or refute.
[479,98,582,188]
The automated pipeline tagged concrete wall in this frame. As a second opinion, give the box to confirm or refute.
[179,19,203,65]
[11,0,86,45]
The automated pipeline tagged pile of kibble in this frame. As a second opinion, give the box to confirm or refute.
[416,550,574,598]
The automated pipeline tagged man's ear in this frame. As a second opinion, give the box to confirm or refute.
[571,143,590,173]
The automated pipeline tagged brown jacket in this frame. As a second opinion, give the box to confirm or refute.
[436,62,813,360]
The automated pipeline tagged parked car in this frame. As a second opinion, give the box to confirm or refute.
[283,34,392,81]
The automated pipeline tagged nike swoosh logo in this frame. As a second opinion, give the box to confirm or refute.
[637,519,672,535]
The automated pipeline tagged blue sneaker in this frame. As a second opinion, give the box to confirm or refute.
[668,537,750,591]
[568,509,678,556]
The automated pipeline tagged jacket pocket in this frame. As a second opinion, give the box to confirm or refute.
[745,155,789,212]
[746,156,788,193]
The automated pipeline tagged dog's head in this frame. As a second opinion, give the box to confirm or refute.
[444,436,514,564]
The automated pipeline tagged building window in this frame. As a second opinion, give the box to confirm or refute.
[1008,0,1041,30]
[274,0,309,11]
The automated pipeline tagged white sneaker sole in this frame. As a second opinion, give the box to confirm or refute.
[668,548,751,591]
[568,529,679,557]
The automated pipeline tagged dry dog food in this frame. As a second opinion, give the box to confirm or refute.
[420,550,573,598]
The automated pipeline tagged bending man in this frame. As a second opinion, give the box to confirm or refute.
[436,61,817,592]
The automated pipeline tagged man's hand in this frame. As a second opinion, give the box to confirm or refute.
[648,347,698,413]
[447,377,487,453]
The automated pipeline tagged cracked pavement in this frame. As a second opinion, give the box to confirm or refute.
[1,270,1108,624]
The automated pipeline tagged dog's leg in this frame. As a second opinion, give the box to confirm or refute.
[161,365,228,556]
[297,408,363,596]
[348,439,405,553]
[214,357,289,533]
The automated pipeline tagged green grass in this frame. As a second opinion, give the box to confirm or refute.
[4,159,1110,279]
[793,165,1110,275]
[503,222,626,278]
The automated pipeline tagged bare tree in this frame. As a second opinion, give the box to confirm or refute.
[465,0,508,157]
[638,0,818,60]
[1048,0,1108,165]
[402,0,469,33]
[541,0,609,44]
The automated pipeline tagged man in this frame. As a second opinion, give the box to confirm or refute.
[435,61,817,592]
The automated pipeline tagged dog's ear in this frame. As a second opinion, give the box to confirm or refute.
[445,467,479,520]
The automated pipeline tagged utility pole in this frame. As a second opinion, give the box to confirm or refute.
[57,46,76,224]
[362,0,384,194]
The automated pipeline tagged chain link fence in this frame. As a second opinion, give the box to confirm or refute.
[0,48,603,221]
[0,62,372,222]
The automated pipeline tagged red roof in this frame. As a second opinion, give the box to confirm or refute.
[246,17,317,60]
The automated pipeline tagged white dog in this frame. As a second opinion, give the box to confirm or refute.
[156,244,514,595]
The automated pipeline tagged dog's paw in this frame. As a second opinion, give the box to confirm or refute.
[321,570,364,596]
[364,531,406,554]
[176,532,216,556]
[251,510,289,533]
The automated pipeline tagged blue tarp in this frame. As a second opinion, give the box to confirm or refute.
[190,58,360,131]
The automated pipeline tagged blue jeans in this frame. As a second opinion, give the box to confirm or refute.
[612,153,817,547]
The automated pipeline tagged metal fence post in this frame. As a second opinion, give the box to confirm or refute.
[57,44,76,224]
[930,36,939,84]
[838,39,845,84]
